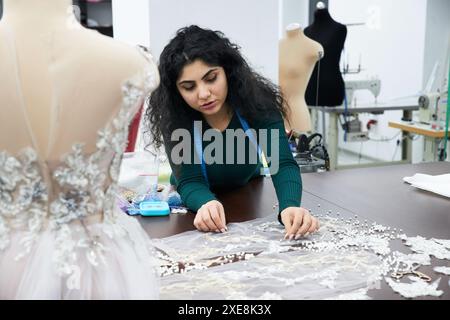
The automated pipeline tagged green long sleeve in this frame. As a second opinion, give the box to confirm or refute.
[261,118,302,224]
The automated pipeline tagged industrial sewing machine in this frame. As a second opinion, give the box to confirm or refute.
[345,78,381,106]
[340,78,382,142]
[418,58,449,129]
[418,91,448,129]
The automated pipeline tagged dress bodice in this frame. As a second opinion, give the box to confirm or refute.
[0,42,159,257]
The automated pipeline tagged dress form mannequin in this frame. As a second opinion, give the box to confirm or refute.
[304,4,347,106]
[279,23,324,132]
[0,0,160,299]
[0,0,158,158]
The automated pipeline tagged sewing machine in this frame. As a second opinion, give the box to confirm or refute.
[338,79,381,143]
[418,91,447,128]
[345,78,381,106]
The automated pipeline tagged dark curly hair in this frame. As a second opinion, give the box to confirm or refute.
[145,25,288,150]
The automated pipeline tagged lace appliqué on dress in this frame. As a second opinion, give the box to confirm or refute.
[0,55,158,285]
[0,148,47,259]
[48,70,157,282]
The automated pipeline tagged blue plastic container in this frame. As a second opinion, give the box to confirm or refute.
[139,201,170,216]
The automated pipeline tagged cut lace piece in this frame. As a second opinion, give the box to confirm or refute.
[400,235,450,260]
[433,266,450,276]
[385,277,443,298]
[387,252,431,273]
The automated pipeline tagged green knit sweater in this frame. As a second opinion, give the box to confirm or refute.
[167,111,302,223]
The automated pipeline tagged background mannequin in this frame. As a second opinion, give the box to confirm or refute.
[0,0,160,299]
[279,23,324,132]
[304,3,347,106]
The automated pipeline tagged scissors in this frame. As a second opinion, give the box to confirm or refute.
[390,263,432,282]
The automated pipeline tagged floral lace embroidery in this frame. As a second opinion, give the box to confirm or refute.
[400,235,450,260]
[433,266,450,276]
[0,148,47,258]
[385,277,443,298]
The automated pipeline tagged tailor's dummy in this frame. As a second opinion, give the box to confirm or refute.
[0,0,158,161]
[279,23,324,132]
[304,2,347,107]
[0,0,160,299]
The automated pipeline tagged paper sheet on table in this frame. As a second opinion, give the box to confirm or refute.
[403,173,450,198]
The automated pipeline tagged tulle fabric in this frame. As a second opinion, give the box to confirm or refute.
[0,210,159,300]
[155,216,386,300]
[159,250,380,300]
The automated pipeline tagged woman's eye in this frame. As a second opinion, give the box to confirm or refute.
[205,75,217,83]
[182,85,195,91]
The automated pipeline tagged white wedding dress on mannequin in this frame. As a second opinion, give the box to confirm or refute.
[0,7,160,299]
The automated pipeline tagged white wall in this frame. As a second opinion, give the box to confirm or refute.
[112,0,151,47]
[422,0,450,91]
[423,0,450,163]
[112,0,153,152]
[280,0,309,38]
[112,0,281,152]
[148,0,280,83]
[329,0,428,162]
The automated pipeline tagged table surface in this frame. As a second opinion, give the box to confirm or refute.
[308,98,419,114]
[302,162,450,300]
[389,120,449,138]
[302,162,450,239]
[138,162,450,300]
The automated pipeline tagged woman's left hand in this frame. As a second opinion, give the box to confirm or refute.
[280,207,319,240]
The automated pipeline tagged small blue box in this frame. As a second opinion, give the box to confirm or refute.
[139,201,170,217]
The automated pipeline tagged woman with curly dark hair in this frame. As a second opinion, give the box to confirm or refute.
[146,25,319,239]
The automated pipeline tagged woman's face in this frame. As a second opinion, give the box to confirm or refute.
[177,59,228,116]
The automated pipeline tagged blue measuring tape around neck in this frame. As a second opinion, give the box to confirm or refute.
[193,110,271,186]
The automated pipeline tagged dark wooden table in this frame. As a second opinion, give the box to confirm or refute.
[302,162,450,239]
[138,162,450,300]
[302,161,450,299]
[138,176,278,239]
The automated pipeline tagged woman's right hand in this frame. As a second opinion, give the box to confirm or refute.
[194,200,227,233]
